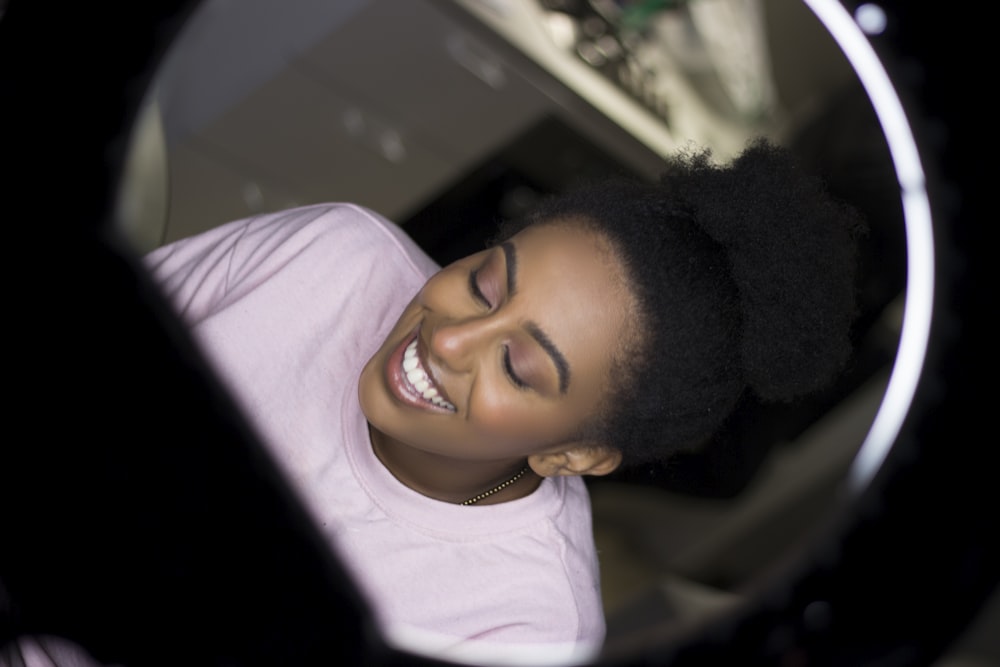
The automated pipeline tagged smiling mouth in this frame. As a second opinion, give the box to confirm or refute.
[392,334,456,412]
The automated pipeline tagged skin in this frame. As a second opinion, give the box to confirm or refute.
[357,220,635,505]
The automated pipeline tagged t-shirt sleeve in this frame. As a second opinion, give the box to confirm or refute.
[143,206,322,324]
[143,203,437,325]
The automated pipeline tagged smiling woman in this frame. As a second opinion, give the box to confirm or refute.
[143,202,613,663]
[1,1,992,667]
[136,135,864,664]
[360,223,632,501]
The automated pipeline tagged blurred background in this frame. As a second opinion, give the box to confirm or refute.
[112,0,995,665]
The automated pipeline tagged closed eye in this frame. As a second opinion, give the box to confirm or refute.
[470,259,527,390]
[503,345,528,390]
[469,268,491,308]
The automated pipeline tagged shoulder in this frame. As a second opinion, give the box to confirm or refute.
[146,203,439,318]
[230,203,439,280]
[548,477,606,636]
[350,477,605,648]
[147,202,437,281]
[473,478,605,643]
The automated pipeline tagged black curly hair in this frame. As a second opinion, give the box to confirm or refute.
[496,139,866,466]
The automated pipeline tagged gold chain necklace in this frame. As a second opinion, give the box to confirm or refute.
[461,466,530,506]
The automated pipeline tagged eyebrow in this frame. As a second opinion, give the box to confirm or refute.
[503,241,571,394]
[526,322,571,395]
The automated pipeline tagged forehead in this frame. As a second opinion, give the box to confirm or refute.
[508,222,635,394]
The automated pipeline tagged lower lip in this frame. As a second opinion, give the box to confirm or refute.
[385,327,452,413]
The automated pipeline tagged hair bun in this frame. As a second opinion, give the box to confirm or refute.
[663,139,866,402]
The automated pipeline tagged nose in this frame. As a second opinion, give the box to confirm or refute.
[427,314,496,373]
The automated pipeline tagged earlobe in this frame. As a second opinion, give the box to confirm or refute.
[528,445,622,478]
[581,447,623,476]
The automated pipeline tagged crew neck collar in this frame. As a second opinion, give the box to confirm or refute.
[343,378,565,538]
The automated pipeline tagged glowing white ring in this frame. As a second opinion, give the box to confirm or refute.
[801,0,935,492]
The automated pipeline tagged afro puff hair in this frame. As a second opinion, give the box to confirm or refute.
[497,139,866,466]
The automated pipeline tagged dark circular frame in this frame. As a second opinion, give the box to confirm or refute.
[0,1,991,666]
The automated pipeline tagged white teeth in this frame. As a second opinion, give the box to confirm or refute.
[402,339,455,411]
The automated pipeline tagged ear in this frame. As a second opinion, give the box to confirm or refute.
[528,444,622,478]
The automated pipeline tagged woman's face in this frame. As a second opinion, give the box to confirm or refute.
[358,221,636,464]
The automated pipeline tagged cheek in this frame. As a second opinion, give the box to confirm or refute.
[357,355,381,421]
[468,391,581,451]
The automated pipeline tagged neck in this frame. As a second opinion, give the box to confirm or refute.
[368,424,540,505]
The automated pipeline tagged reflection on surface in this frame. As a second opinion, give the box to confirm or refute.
[117,0,908,663]
[117,93,169,254]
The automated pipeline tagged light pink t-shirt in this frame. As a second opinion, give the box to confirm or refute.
[144,203,605,664]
